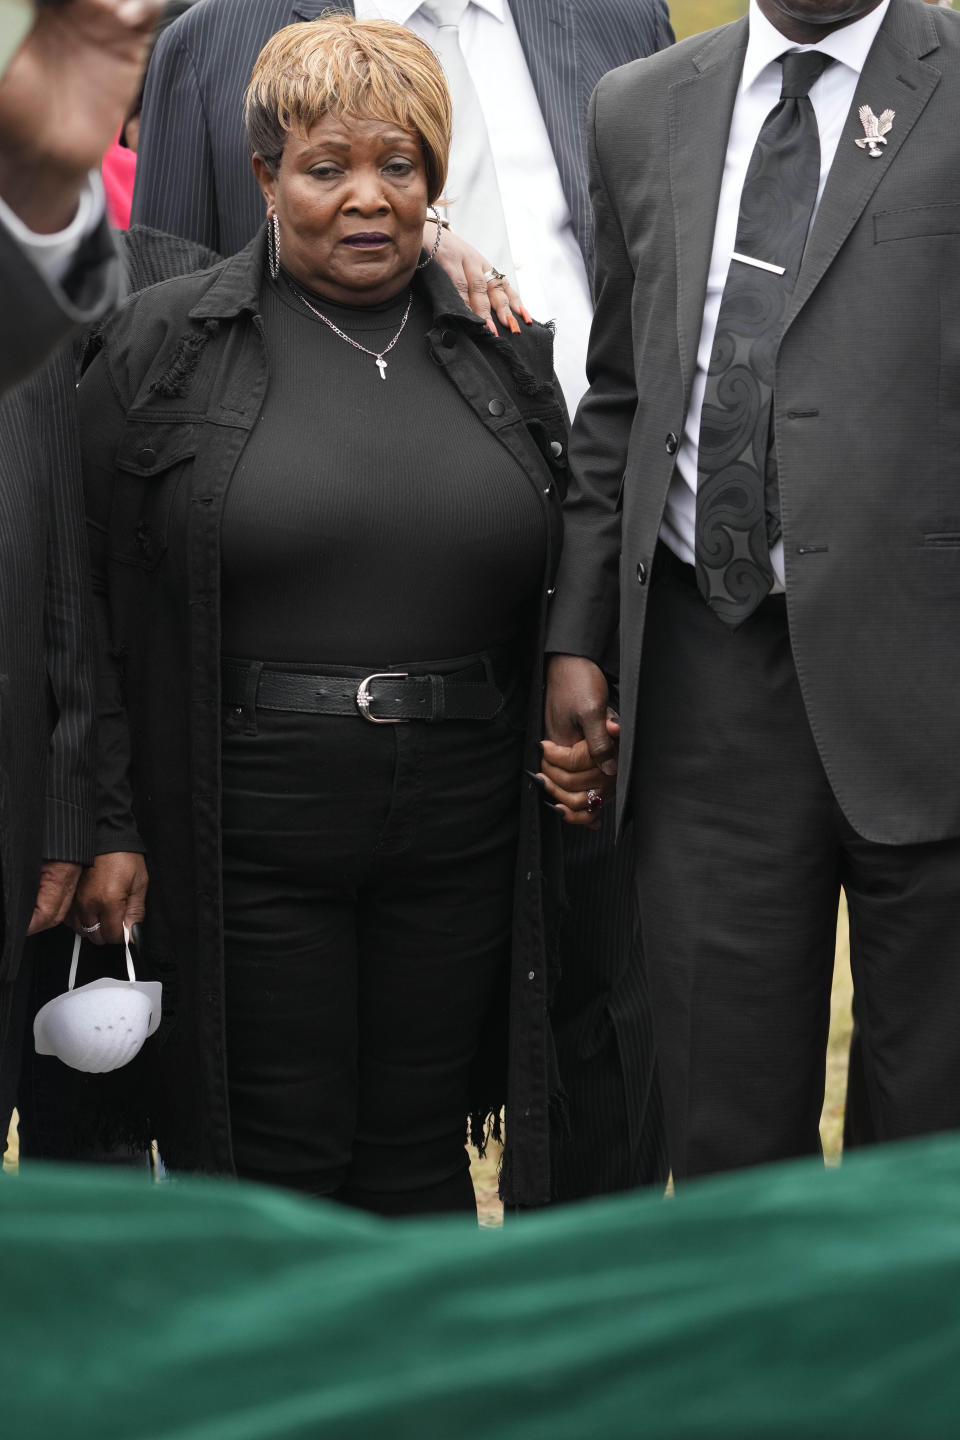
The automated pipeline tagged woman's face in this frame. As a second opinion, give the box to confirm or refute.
[254,111,429,306]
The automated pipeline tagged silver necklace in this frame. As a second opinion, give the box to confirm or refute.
[285,280,413,380]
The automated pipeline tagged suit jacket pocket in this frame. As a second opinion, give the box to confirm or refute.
[874,203,960,243]
[916,533,960,598]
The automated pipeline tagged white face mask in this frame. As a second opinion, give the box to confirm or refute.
[34,925,162,1073]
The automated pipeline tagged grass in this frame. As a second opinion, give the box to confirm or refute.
[5,899,855,1210]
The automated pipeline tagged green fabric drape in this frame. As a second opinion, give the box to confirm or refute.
[3,1135,959,1437]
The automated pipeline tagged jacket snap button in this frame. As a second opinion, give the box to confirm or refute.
[550,440,563,458]
[440,329,456,348]
[664,432,678,455]
[137,446,157,466]
[487,398,505,417]
[637,561,647,585]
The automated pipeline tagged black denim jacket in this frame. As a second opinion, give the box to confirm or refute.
[78,227,569,1206]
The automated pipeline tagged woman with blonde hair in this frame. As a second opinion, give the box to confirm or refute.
[73,15,590,1215]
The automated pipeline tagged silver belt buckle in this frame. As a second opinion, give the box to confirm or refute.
[356,671,408,724]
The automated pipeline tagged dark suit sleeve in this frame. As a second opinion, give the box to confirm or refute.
[0,212,118,395]
[545,80,637,663]
[38,349,97,865]
[131,29,221,252]
[77,348,146,857]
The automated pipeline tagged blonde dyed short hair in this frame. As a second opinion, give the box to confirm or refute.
[245,15,452,202]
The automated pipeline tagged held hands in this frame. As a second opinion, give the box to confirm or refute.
[69,851,148,946]
[424,219,532,336]
[540,655,619,829]
[0,0,164,232]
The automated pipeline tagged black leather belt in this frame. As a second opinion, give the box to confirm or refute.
[221,660,504,724]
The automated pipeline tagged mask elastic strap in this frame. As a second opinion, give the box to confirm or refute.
[71,924,138,985]
[123,924,136,982]
[68,932,82,991]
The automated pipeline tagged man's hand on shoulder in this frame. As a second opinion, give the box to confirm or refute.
[427,219,532,335]
[0,0,163,232]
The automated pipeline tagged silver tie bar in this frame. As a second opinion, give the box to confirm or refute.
[731,251,786,276]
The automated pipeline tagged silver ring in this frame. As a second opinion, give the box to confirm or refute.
[79,921,102,934]
[482,267,506,285]
[586,789,604,814]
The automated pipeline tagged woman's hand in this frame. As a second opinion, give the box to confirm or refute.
[69,851,148,946]
[425,220,532,335]
[541,654,619,828]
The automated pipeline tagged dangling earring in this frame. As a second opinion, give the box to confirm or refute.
[416,205,445,270]
[267,212,280,281]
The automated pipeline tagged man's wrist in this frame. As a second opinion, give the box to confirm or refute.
[0,155,88,234]
[0,173,104,284]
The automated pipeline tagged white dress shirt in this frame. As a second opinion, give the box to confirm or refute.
[662,0,890,586]
[0,173,104,287]
[356,0,594,411]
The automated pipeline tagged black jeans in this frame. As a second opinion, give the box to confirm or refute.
[219,664,524,1217]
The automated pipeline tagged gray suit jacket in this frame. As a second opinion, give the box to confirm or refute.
[131,0,673,264]
[547,0,960,846]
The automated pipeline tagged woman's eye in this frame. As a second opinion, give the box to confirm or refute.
[384,160,415,177]
[310,166,341,180]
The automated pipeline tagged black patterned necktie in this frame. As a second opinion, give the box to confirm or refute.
[695,50,834,627]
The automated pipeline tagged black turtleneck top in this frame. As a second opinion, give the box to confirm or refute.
[219,272,545,666]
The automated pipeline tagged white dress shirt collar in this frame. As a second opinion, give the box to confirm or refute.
[741,0,891,94]
[364,0,506,25]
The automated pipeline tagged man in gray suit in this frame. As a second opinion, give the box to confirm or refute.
[130,0,674,1201]
[544,0,960,1178]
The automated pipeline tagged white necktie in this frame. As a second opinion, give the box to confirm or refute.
[418,0,515,281]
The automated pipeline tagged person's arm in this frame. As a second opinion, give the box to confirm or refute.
[22,346,97,932]
[543,81,639,790]
[71,338,149,945]
[0,0,162,389]
[130,25,220,251]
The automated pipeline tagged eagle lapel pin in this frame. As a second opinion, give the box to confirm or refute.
[855,105,895,157]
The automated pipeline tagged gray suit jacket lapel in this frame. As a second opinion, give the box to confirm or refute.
[788,0,941,328]
[668,19,747,407]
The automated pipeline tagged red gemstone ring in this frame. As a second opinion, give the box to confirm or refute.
[586,788,604,814]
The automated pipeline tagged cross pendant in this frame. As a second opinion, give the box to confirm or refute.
[375,355,387,380]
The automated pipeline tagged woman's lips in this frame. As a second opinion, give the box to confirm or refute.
[341,233,391,249]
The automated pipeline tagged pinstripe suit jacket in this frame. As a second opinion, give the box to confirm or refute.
[0,204,116,1046]
[132,0,673,264]
[0,352,97,1021]
[0,224,201,1039]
